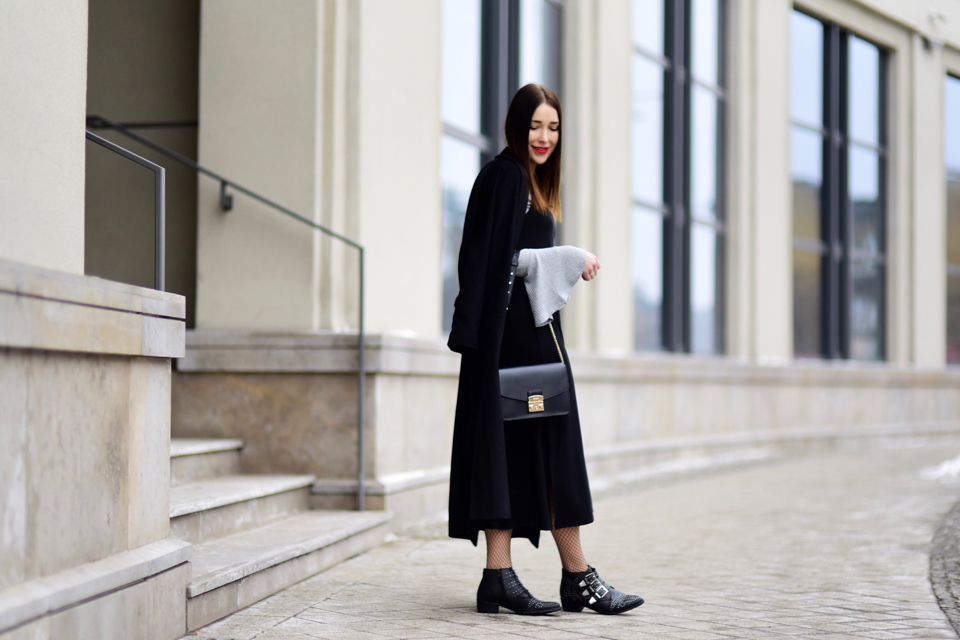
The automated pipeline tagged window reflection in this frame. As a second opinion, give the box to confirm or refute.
[691,85,718,220]
[848,36,880,146]
[791,127,822,241]
[520,0,563,94]
[441,136,480,334]
[790,11,823,128]
[948,77,960,170]
[690,224,719,354]
[790,9,886,361]
[632,54,664,207]
[632,0,664,55]
[850,259,884,361]
[793,249,822,357]
[949,274,960,364]
[946,75,960,363]
[849,145,882,254]
[947,175,960,265]
[441,0,481,135]
[632,207,663,351]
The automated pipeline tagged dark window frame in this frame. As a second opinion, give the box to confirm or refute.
[635,0,727,353]
[791,8,888,360]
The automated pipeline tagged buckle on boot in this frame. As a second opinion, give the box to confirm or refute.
[579,572,609,603]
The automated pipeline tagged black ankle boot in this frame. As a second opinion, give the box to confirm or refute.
[477,568,561,615]
[560,566,644,615]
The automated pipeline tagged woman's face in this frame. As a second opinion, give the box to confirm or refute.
[528,102,560,165]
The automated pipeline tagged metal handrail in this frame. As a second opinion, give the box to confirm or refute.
[87,115,368,511]
[85,130,166,291]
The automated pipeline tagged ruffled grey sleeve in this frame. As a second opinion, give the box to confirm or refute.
[515,246,588,327]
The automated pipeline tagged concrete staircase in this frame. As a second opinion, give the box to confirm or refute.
[170,439,390,631]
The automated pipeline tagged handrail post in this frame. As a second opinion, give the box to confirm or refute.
[155,165,165,291]
[85,130,166,292]
[357,247,365,511]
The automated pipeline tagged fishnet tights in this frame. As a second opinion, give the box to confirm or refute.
[484,528,514,569]
[483,494,589,572]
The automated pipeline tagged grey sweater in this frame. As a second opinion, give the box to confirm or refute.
[515,245,588,327]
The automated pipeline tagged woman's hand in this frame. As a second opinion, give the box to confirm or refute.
[582,252,600,281]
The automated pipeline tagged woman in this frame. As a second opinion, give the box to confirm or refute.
[447,84,644,616]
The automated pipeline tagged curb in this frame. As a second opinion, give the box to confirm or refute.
[930,498,960,636]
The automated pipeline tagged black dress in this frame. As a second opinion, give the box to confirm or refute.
[447,149,593,548]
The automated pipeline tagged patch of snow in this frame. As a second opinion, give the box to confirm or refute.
[920,455,960,480]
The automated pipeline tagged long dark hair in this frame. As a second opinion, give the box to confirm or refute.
[504,84,562,222]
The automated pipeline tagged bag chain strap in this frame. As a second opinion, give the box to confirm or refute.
[548,321,564,364]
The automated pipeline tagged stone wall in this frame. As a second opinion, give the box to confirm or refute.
[173,331,960,528]
[0,259,188,640]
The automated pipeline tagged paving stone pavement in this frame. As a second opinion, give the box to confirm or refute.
[188,444,960,639]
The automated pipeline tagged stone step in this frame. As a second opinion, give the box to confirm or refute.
[170,438,244,486]
[187,510,391,631]
[170,474,315,544]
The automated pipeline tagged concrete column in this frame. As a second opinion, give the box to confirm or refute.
[592,0,634,353]
[725,0,756,360]
[561,0,632,354]
[909,34,947,367]
[736,0,794,362]
[559,0,598,352]
[196,0,331,331]
[354,0,443,338]
[0,0,88,274]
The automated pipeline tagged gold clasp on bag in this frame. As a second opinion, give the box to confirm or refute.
[528,394,545,412]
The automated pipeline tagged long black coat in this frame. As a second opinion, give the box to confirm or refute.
[447,149,593,547]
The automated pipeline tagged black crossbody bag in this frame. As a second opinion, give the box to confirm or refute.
[498,252,571,421]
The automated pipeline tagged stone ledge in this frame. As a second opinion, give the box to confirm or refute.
[0,258,184,319]
[169,474,315,518]
[584,421,960,461]
[177,330,960,386]
[309,422,960,498]
[179,330,458,375]
[170,438,245,458]
[187,510,391,597]
[0,538,191,633]
[0,259,185,358]
[311,466,451,497]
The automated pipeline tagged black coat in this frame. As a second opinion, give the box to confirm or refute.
[447,149,593,547]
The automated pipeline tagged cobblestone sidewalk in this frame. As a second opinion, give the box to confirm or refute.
[190,444,960,639]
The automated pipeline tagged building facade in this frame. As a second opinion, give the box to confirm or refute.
[3,0,960,637]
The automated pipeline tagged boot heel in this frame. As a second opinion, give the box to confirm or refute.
[561,596,585,613]
[477,600,500,614]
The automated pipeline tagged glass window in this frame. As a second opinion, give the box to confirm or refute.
[631,0,725,354]
[441,0,481,136]
[632,0,663,55]
[520,0,563,94]
[849,145,882,255]
[790,11,823,129]
[790,10,887,361]
[690,224,720,354]
[848,36,880,146]
[793,249,822,358]
[690,0,720,86]
[946,75,960,363]
[691,85,719,220]
[440,0,563,333]
[791,127,822,242]
[850,258,884,361]
[632,206,663,351]
[631,54,664,208]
